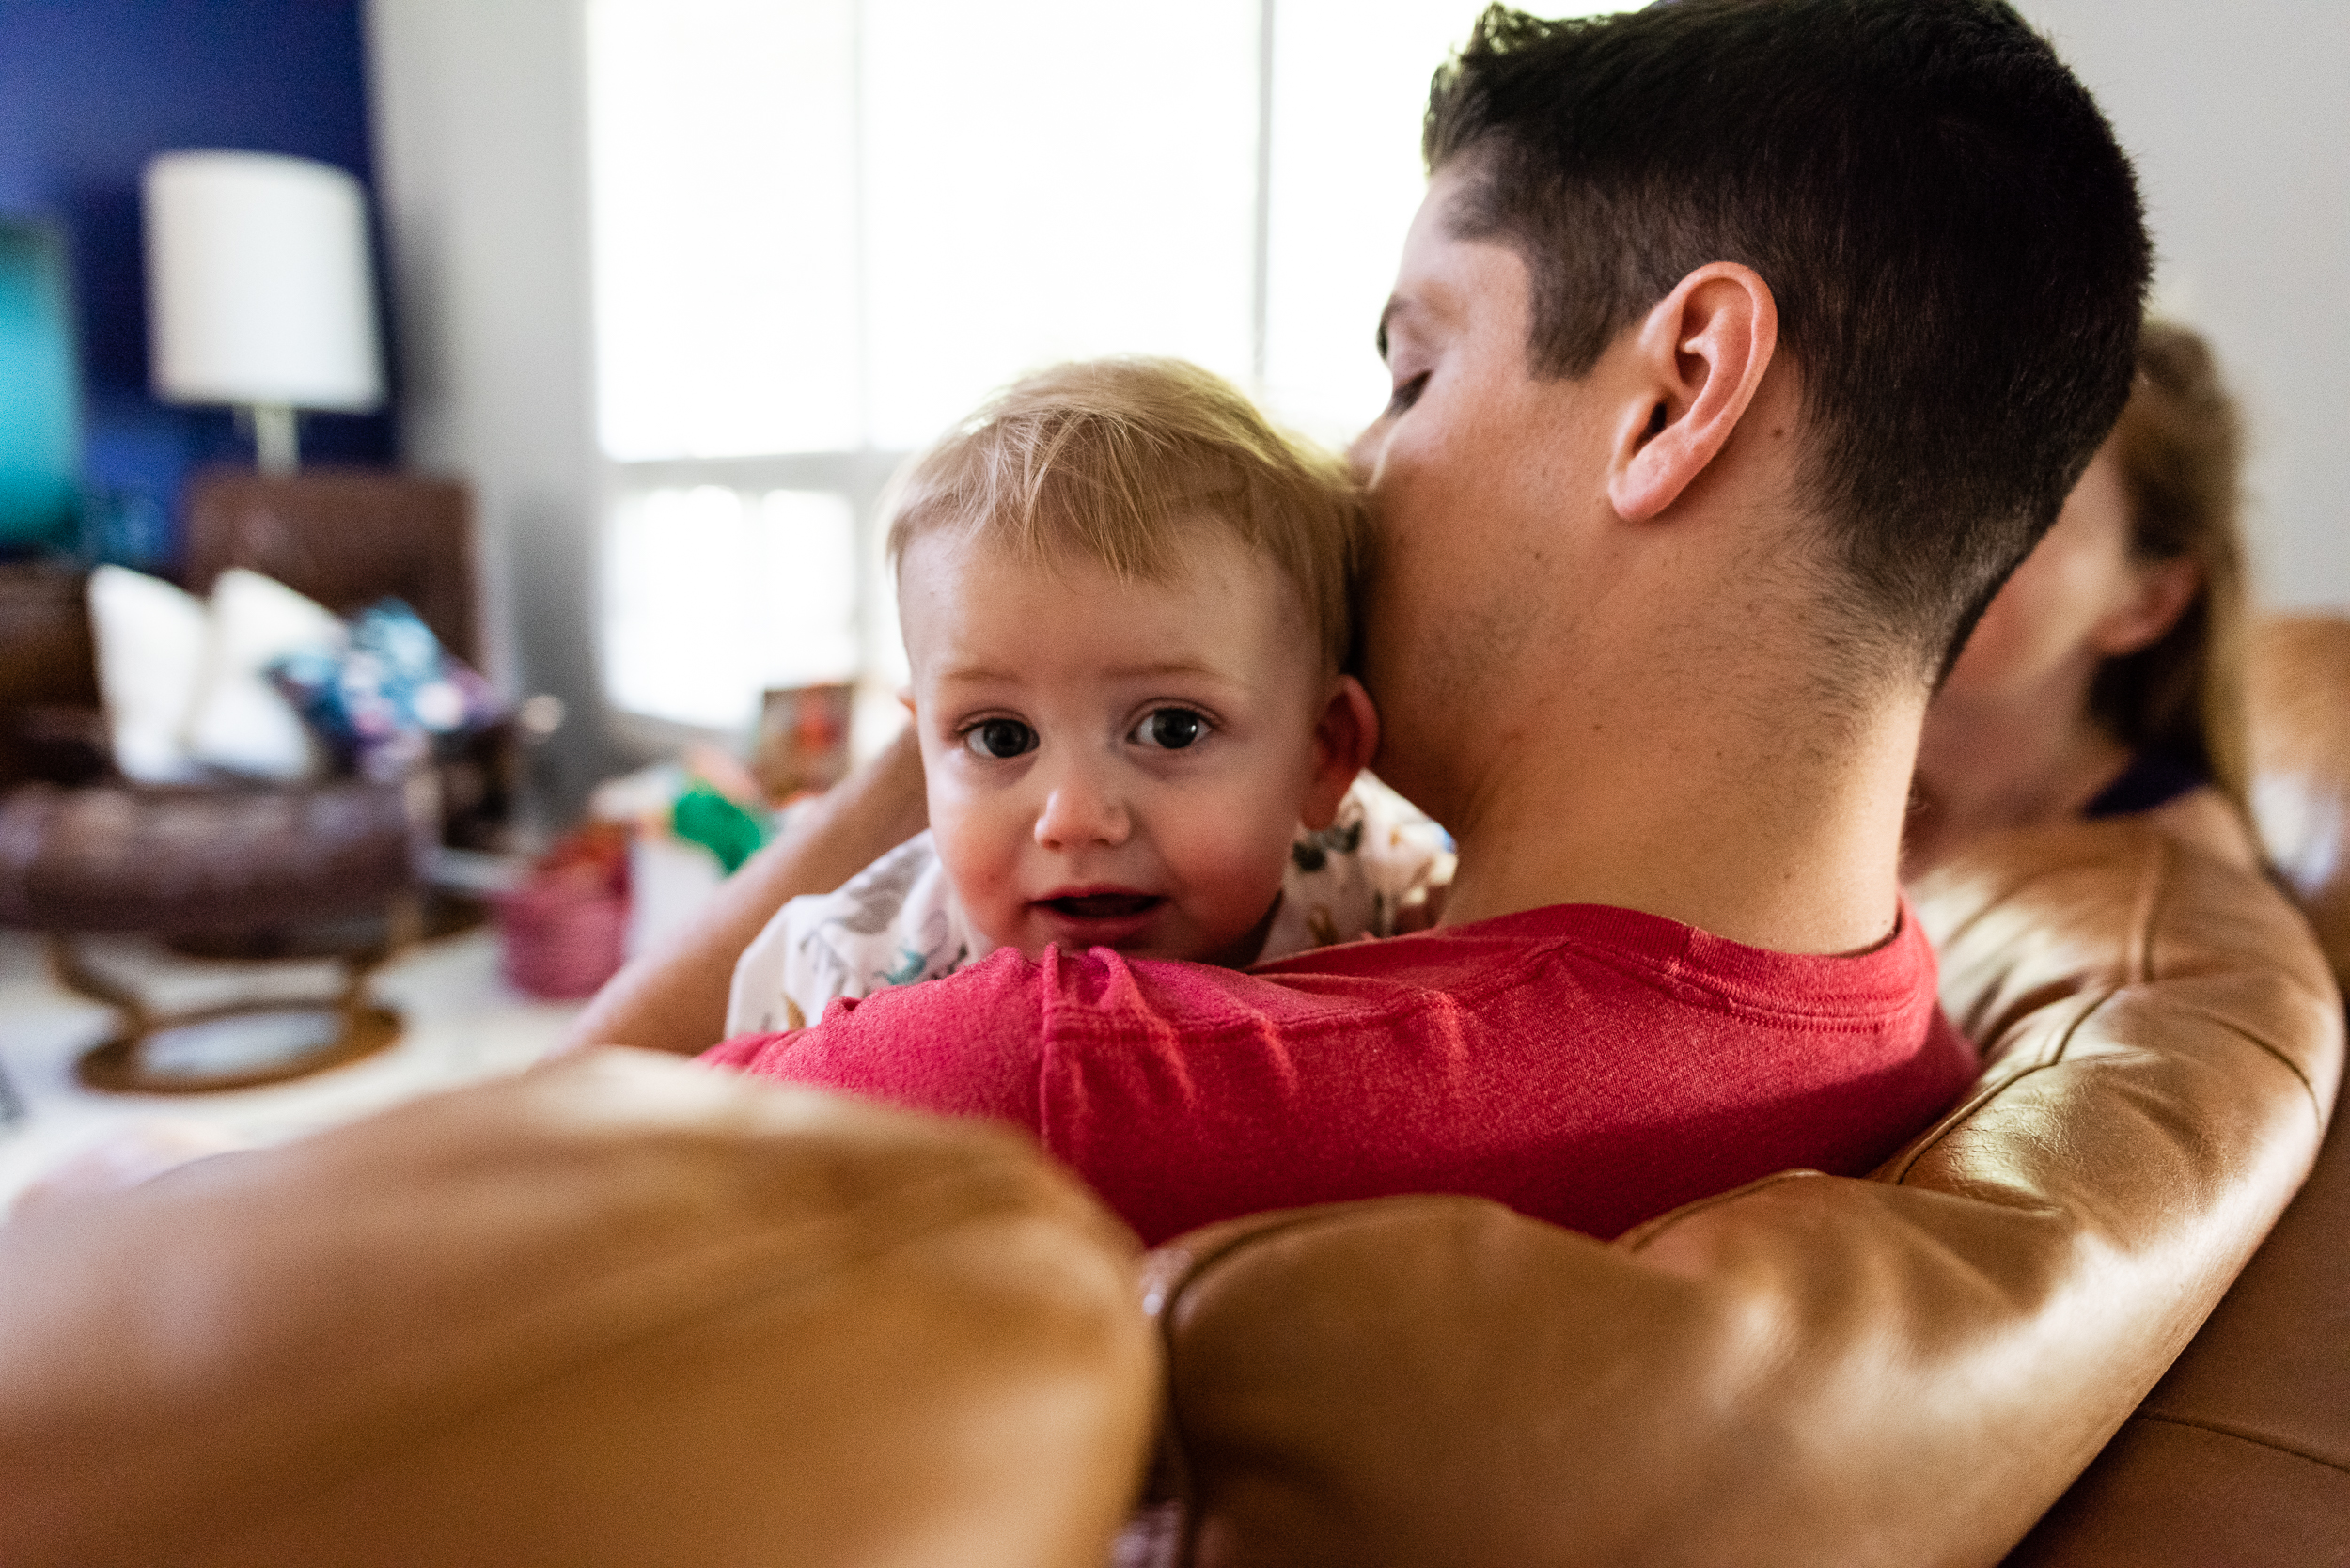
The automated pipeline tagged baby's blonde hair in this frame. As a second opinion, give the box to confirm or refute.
[885,357,1365,672]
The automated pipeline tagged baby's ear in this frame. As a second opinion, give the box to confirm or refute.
[1302,676,1380,831]
[898,686,916,715]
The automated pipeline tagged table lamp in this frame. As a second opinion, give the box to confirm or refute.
[144,150,384,476]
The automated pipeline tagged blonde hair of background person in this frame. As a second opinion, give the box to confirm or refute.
[2098,320,2251,817]
[1907,320,2257,875]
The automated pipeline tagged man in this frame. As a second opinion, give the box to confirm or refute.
[574,0,2148,1247]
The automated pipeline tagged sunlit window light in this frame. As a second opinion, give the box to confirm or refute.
[586,0,1612,733]
[603,487,859,730]
[1263,0,1511,446]
[861,0,1260,450]
[588,0,861,461]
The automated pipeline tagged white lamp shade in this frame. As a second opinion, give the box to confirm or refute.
[144,150,384,413]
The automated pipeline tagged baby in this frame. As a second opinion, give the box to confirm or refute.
[725,357,1449,1036]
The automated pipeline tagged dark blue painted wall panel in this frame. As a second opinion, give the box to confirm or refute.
[0,0,394,569]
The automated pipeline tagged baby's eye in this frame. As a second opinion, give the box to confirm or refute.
[1386,370,1430,416]
[964,718,1037,760]
[1131,708,1209,751]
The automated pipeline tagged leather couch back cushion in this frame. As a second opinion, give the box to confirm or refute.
[2001,612,2350,1565]
[2249,616,2350,973]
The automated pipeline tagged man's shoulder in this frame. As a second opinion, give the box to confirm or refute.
[771,895,1944,1066]
[1026,905,1647,1042]
[776,918,1559,1054]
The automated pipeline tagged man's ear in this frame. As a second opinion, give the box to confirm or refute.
[2091,557,2202,658]
[1301,675,1380,831]
[1606,262,1778,524]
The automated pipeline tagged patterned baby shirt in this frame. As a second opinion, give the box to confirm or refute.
[723,775,1453,1035]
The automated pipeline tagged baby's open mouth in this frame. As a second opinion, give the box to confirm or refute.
[1040,892,1164,920]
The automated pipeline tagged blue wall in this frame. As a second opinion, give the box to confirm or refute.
[0,0,393,571]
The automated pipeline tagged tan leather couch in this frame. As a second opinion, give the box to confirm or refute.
[2003,616,2350,1564]
[0,1058,1158,1568]
[3,625,2345,1566]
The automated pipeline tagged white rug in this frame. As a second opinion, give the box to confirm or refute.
[0,927,582,1208]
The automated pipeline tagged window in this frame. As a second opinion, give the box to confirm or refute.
[587,0,1602,741]
[602,486,860,729]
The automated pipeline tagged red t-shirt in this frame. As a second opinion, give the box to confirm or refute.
[702,902,1977,1247]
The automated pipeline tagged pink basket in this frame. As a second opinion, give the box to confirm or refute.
[494,881,627,1000]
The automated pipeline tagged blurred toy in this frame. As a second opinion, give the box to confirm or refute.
[586,750,796,963]
[751,682,852,802]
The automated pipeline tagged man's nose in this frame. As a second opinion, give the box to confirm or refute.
[1034,757,1131,851]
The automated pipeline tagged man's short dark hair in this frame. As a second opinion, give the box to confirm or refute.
[1425,0,2150,680]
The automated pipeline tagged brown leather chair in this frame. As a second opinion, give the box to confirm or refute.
[180,467,518,847]
[0,471,505,1091]
[0,470,502,817]
[181,469,482,675]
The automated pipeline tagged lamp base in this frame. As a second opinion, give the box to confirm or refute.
[249,402,299,476]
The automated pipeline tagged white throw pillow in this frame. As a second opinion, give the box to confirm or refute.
[86,565,210,785]
[86,565,346,784]
[183,568,345,780]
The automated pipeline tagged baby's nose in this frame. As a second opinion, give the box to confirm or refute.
[1035,764,1131,850]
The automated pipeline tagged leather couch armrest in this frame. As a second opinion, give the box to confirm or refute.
[2005,1071,2350,1564]
[0,1049,1160,1568]
[1139,820,2342,1567]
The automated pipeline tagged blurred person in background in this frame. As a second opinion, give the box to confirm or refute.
[1905,320,2260,877]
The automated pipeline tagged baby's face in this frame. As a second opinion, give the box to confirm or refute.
[900,525,1342,965]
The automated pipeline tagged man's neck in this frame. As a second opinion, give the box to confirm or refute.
[1435,644,1924,957]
